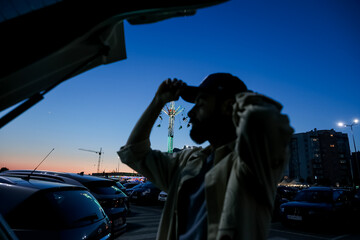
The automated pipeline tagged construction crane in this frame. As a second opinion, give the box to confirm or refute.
[157,101,189,153]
[79,147,103,173]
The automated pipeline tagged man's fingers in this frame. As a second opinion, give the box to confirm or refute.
[163,78,185,88]
[164,78,171,85]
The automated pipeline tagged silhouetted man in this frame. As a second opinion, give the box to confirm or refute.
[118,73,293,240]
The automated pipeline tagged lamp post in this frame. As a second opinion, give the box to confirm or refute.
[338,119,359,187]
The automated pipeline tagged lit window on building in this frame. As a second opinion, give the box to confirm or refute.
[330,144,335,148]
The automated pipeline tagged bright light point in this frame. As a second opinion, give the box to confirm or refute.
[338,122,344,127]
[354,119,359,124]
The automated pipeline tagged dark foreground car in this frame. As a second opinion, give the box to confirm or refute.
[130,181,161,205]
[0,214,18,240]
[0,175,111,240]
[1,170,127,238]
[280,187,352,228]
[0,1,226,129]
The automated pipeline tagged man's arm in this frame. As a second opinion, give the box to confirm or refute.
[233,92,294,206]
[119,78,187,191]
[126,78,186,145]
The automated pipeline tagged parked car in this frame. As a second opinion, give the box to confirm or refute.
[0,175,111,240]
[280,187,352,228]
[158,191,168,203]
[130,181,161,204]
[123,181,142,190]
[277,186,299,201]
[273,186,299,220]
[350,188,360,211]
[124,182,143,196]
[0,170,127,238]
[108,177,127,193]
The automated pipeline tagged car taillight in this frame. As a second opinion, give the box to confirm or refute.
[99,198,126,208]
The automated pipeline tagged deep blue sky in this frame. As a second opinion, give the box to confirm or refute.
[1,0,359,174]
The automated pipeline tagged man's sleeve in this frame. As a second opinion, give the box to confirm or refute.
[117,139,183,192]
[232,92,294,207]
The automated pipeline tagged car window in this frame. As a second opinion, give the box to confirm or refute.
[312,191,332,203]
[293,191,308,201]
[85,181,126,196]
[5,190,106,229]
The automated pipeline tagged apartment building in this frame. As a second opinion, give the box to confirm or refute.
[288,129,352,186]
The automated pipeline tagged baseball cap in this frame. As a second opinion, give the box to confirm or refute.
[181,73,248,103]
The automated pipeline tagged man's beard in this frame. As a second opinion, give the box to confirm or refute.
[189,125,208,144]
[189,118,216,144]
[189,114,235,145]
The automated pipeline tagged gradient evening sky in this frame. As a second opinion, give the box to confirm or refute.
[1,0,359,175]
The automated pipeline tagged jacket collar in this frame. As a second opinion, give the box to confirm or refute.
[213,141,235,165]
[193,141,235,165]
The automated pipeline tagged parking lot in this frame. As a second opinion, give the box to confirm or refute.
[117,204,163,240]
[3,173,360,240]
[268,222,360,240]
[120,204,360,240]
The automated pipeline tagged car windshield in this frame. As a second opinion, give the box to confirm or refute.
[85,181,126,196]
[5,190,106,229]
[293,190,333,203]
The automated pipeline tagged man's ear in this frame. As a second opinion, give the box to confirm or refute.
[221,98,235,116]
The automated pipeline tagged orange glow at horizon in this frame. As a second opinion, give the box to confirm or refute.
[1,153,134,175]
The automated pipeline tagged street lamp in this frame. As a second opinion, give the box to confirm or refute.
[338,119,359,187]
[338,119,359,153]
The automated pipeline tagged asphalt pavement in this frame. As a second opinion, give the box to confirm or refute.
[116,204,163,240]
[117,204,360,240]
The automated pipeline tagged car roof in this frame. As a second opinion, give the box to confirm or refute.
[57,172,113,182]
[0,175,82,190]
[0,0,226,128]
[0,175,86,215]
[1,170,114,185]
[302,186,346,192]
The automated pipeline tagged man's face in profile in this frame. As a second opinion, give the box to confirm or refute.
[188,92,222,144]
